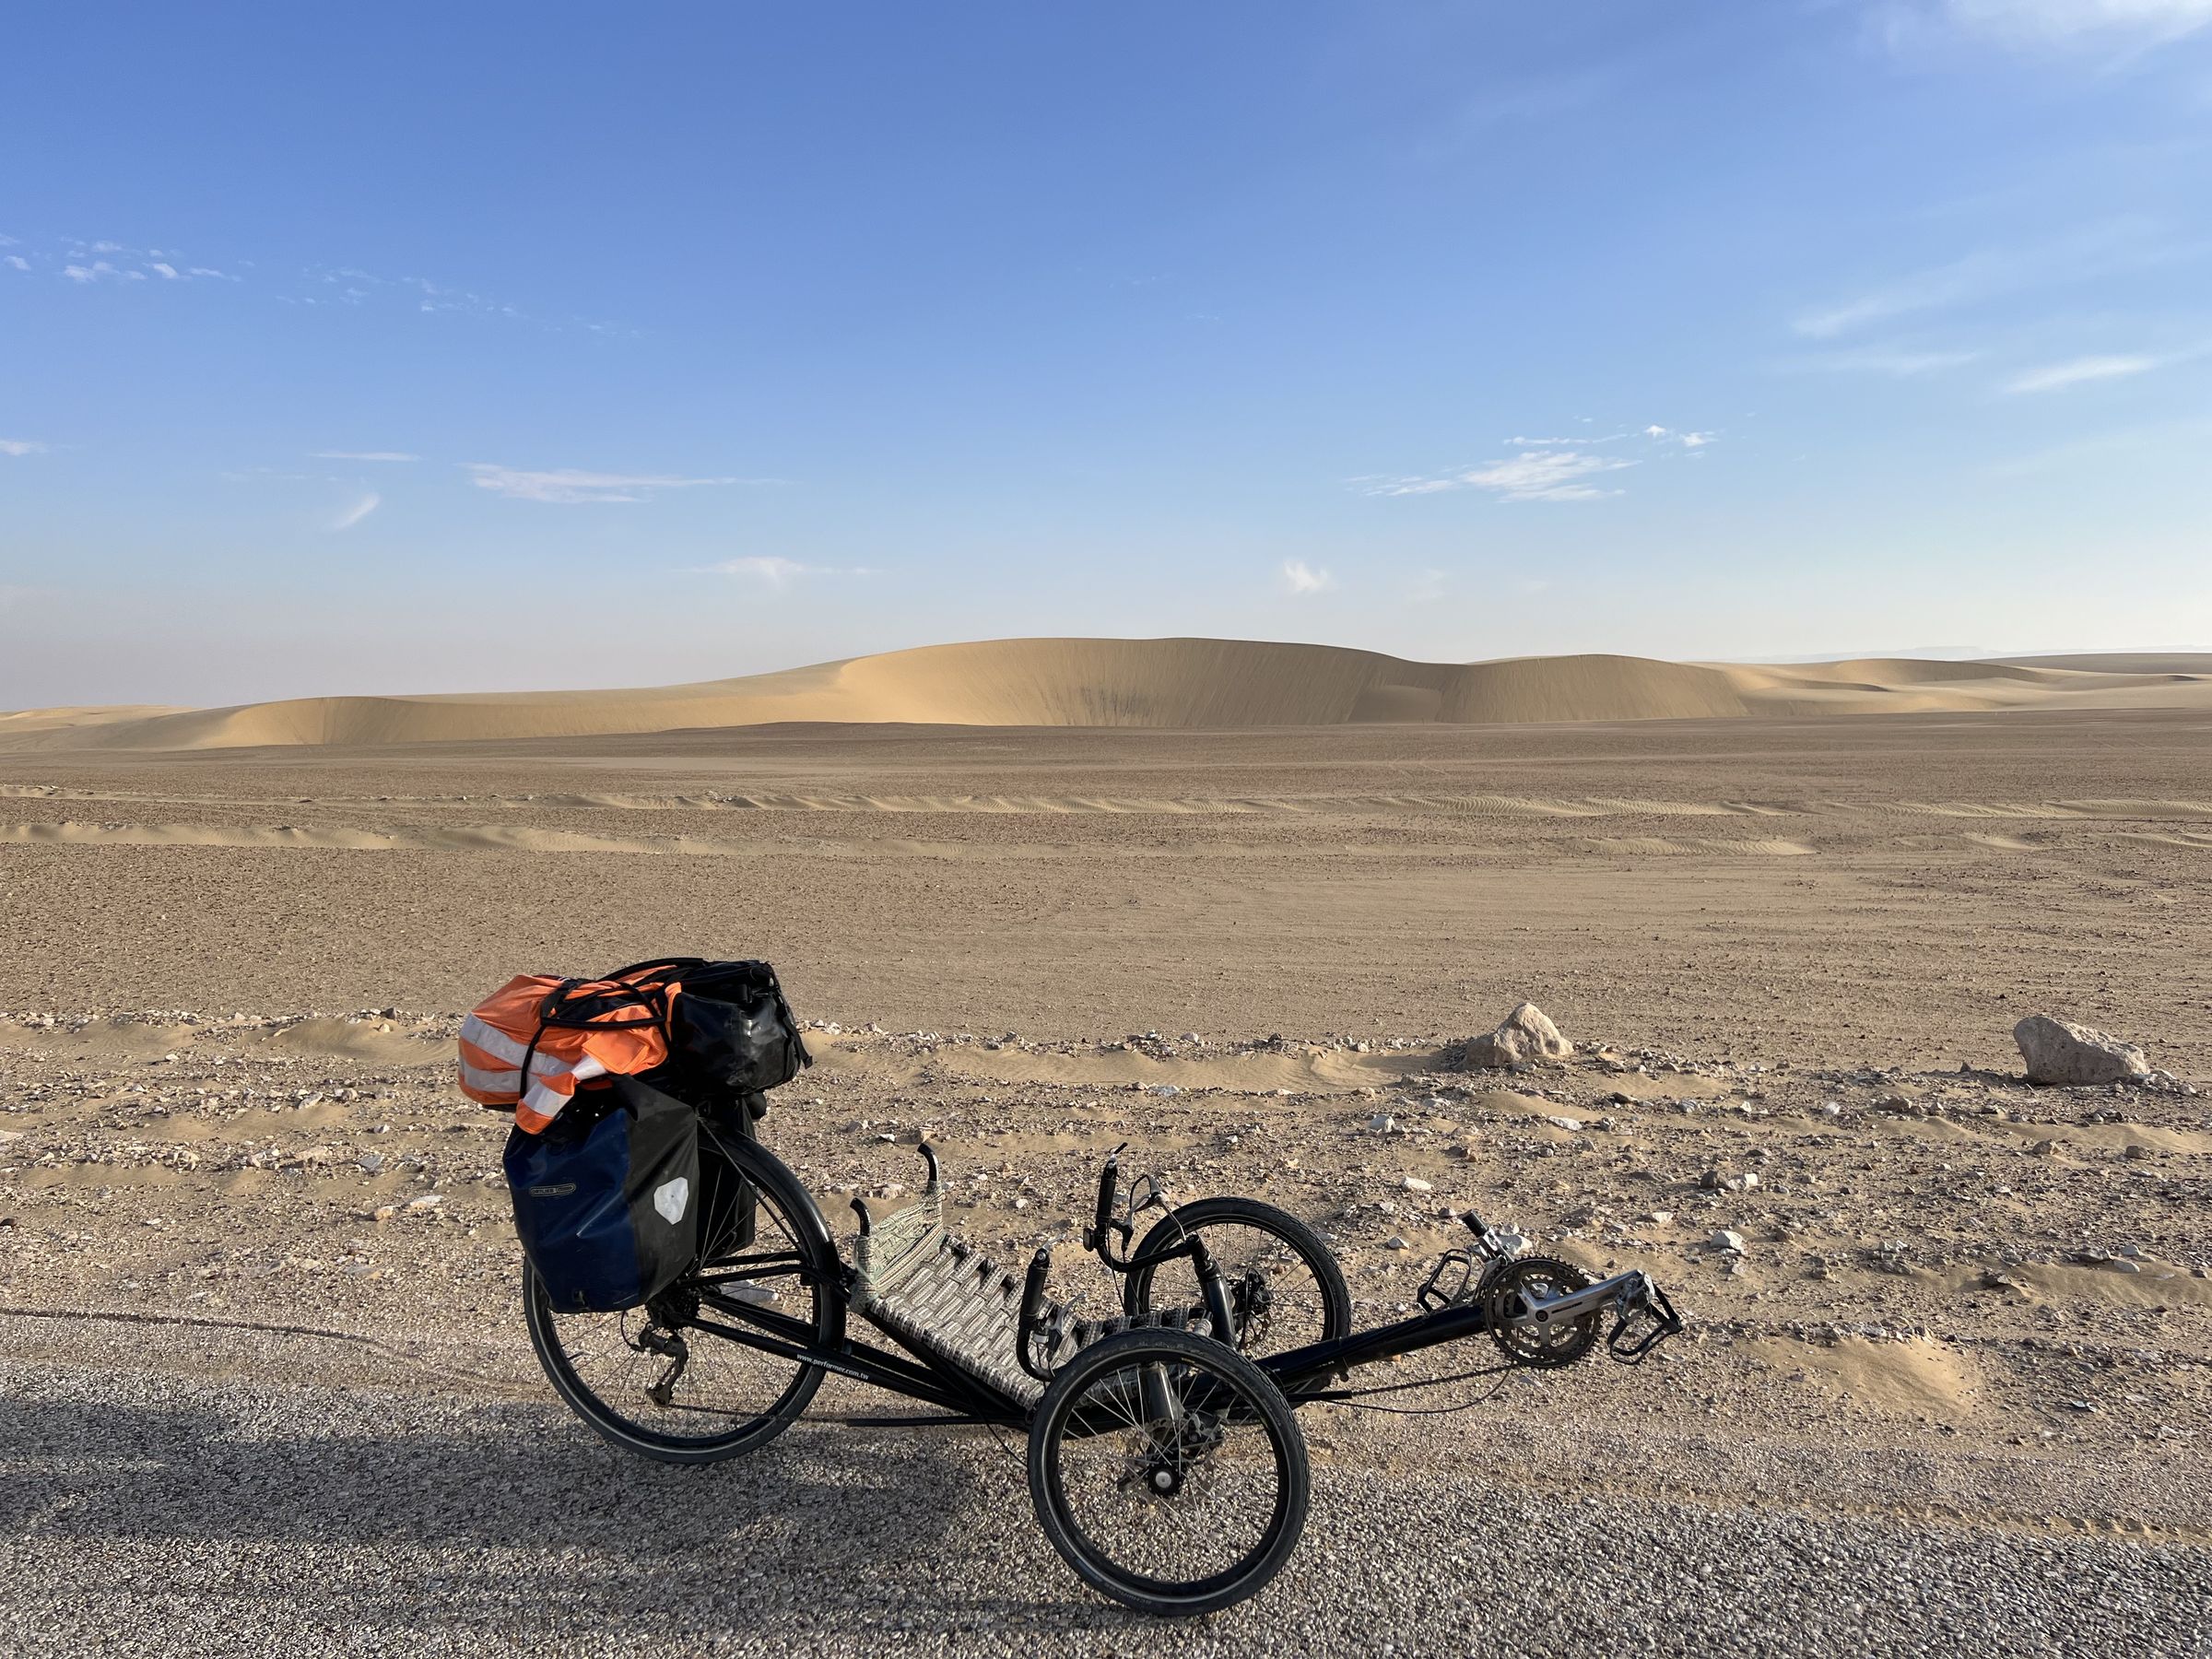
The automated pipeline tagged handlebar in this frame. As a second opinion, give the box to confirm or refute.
[1087,1142,1129,1255]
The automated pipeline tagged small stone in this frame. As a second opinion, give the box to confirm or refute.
[1711,1230,1746,1253]
[405,1194,444,1212]
[1642,1210,1674,1224]
[1385,1235,1411,1251]
[1401,1176,1433,1193]
[1544,1115,1583,1133]
[1368,1113,1400,1135]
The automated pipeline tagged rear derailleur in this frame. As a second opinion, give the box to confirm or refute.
[636,1286,700,1405]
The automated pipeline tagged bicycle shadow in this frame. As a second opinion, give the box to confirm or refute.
[0,1380,1149,1643]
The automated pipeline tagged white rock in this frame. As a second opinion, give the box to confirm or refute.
[1368,1113,1400,1135]
[2014,1014,2150,1086]
[405,1194,444,1212]
[1544,1115,1583,1133]
[1457,1003,1573,1070]
[1710,1229,1746,1253]
[1401,1176,1433,1193]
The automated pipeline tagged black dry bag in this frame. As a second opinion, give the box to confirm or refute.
[625,957,812,1094]
[505,1076,699,1313]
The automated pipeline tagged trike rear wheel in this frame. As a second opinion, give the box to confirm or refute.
[1029,1326,1310,1617]
[524,1135,840,1464]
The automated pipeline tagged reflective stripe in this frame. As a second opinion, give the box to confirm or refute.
[458,1060,523,1095]
[521,1077,576,1120]
[460,1013,529,1066]
[458,1053,586,1095]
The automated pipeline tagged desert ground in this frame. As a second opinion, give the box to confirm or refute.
[2,645,2208,1655]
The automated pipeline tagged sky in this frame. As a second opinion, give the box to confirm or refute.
[4,2,2211,709]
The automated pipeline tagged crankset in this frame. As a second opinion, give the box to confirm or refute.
[1481,1254,1603,1369]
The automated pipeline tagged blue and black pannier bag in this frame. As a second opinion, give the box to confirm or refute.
[505,1076,700,1312]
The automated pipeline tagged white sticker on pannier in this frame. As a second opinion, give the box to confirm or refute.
[653,1176,690,1225]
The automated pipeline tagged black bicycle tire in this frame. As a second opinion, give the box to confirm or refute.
[1122,1195,1353,1349]
[1028,1326,1311,1617]
[524,1136,841,1464]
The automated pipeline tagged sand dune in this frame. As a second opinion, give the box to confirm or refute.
[6,638,2209,752]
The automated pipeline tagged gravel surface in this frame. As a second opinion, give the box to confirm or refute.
[3,1339,2206,1659]
[3,718,2208,1654]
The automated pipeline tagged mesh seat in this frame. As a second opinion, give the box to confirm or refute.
[852,1172,1218,1408]
[852,1182,1043,1406]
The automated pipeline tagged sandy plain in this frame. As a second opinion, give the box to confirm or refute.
[1,694,2208,1655]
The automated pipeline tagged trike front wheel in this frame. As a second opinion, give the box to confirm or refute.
[1124,1195,1352,1359]
[1029,1326,1310,1617]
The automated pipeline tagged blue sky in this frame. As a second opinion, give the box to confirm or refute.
[4,2,2210,707]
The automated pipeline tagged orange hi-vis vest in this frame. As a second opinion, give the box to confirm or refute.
[459,971,677,1133]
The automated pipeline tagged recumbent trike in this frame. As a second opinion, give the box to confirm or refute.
[521,1117,1683,1617]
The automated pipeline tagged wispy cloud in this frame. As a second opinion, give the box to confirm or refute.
[2003,352,2163,393]
[1371,424,1709,501]
[1458,452,1636,501]
[466,465,759,504]
[3,255,28,273]
[329,492,381,532]
[1793,222,2184,338]
[1985,415,2212,476]
[695,557,872,587]
[312,450,418,463]
[1783,345,1982,377]
[1505,432,1629,447]
[1881,0,2212,54]
[0,439,47,457]
[1280,559,1336,594]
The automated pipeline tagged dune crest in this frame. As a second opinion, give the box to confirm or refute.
[6,638,2210,751]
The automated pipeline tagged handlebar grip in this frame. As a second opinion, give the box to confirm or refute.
[1092,1148,1123,1241]
[1021,1248,1052,1324]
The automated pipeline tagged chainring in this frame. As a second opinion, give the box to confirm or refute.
[1482,1253,1600,1369]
